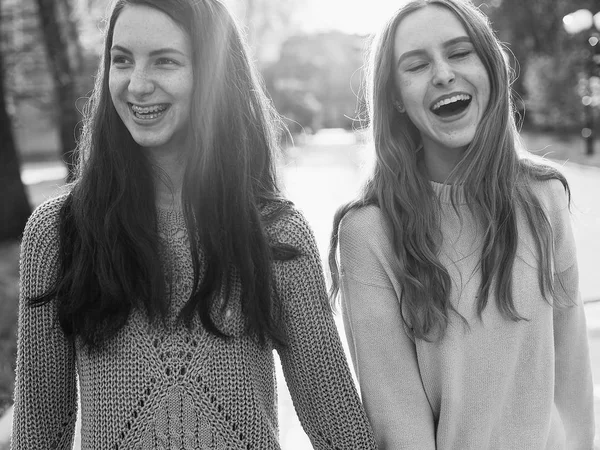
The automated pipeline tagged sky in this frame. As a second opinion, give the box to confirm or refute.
[225,0,404,36]
[297,0,403,35]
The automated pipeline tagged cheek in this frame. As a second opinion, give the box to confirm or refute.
[482,77,491,109]
[395,74,422,109]
[394,74,413,98]
[176,74,194,110]
[108,71,123,103]
[475,64,491,106]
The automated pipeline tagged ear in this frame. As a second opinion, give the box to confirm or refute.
[393,100,406,113]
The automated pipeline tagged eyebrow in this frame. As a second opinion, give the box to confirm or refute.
[110,44,188,58]
[396,36,472,67]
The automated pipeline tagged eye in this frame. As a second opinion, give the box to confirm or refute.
[406,62,428,73]
[156,58,180,66]
[450,49,472,59]
[111,55,131,66]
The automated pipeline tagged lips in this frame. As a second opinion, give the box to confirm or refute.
[430,94,472,118]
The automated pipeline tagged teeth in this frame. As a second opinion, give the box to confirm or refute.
[432,94,471,111]
[131,104,167,114]
[135,112,162,119]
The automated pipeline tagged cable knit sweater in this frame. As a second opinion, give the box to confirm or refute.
[12,195,377,450]
[338,179,594,449]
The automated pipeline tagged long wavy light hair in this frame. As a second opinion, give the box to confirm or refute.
[329,0,570,341]
[33,0,298,350]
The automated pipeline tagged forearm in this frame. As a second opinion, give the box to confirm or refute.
[341,275,436,449]
[553,265,595,447]
[12,298,78,449]
[277,259,377,449]
[272,210,377,449]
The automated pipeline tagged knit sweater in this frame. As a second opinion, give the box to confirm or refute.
[12,195,377,450]
[338,179,594,449]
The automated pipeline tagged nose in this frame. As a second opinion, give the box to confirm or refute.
[432,60,455,86]
[128,67,155,97]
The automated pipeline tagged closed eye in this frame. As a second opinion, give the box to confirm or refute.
[156,58,180,66]
[406,63,428,72]
[450,50,472,59]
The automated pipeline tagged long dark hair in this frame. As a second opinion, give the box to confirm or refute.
[32,0,298,350]
[329,0,570,341]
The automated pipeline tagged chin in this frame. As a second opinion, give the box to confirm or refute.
[129,133,168,149]
[445,131,477,150]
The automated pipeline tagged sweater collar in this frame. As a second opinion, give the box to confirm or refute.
[430,181,468,205]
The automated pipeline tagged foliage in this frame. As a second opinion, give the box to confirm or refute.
[479,0,597,56]
[264,31,367,134]
[0,0,33,242]
[2,0,101,170]
[231,0,299,63]
[524,54,584,130]
[0,243,19,417]
[34,0,84,180]
[477,0,599,130]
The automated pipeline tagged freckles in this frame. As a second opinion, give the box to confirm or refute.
[396,79,412,100]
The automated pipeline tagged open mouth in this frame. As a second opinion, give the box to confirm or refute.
[431,94,472,118]
[129,103,169,120]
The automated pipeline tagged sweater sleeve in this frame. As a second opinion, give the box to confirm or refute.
[546,181,595,448]
[11,197,78,450]
[338,206,436,450]
[273,209,377,449]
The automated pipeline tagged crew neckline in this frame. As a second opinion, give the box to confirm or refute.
[429,181,468,205]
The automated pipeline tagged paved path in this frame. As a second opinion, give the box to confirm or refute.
[4,130,599,448]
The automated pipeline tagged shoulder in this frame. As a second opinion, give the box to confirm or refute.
[22,194,68,248]
[517,156,569,213]
[338,205,395,270]
[339,204,389,247]
[263,202,317,253]
[337,205,397,285]
[20,194,68,296]
[527,177,569,214]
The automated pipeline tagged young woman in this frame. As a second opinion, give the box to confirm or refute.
[11,0,377,448]
[329,0,594,448]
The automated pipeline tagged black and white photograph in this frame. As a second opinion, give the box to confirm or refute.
[0,0,599,448]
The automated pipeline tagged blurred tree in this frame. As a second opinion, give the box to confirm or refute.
[59,0,85,74]
[524,53,583,129]
[2,0,55,115]
[229,0,300,64]
[264,32,366,134]
[244,0,294,48]
[0,1,32,242]
[34,0,82,181]
[477,0,597,129]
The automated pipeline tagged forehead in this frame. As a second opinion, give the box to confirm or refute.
[112,4,190,52]
[393,5,468,55]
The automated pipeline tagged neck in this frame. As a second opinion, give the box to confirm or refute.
[146,147,185,210]
[421,142,466,183]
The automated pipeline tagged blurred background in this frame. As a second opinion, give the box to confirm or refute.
[0,0,599,448]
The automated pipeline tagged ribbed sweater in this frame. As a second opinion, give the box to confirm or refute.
[338,179,594,449]
[12,195,377,449]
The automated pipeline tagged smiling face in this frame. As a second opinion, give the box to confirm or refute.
[109,4,193,155]
[393,5,490,162]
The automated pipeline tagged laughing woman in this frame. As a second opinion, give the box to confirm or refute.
[329,0,594,448]
[11,0,377,448]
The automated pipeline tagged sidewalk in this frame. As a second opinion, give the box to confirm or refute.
[0,405,11,446]
[560,163,600,303]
